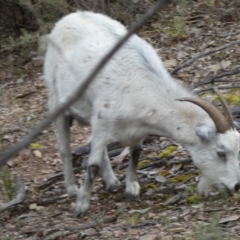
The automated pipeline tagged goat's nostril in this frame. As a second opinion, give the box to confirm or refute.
[234,183,240,192]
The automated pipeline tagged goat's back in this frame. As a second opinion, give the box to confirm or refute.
[44,11,192,131]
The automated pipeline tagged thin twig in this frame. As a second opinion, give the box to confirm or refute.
[171,39,240,75]
[0,0,167,167]
[212,79,240,83]
[1,127,22,135]
[73,0,81,9]
[64,214,118,231]
[38,167,82,189]
[203,30,240,38]
[191,68,240,90]
[196,85,240,95]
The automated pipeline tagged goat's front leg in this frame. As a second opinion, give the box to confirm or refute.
[73,139,105,217]
[125,145,142,198]
[100,149,121,192]
[54,114,77,197]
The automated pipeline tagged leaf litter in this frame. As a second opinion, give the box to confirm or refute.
[1,1,240,239]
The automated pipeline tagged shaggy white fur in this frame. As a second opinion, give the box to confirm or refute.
[42,11,240,216]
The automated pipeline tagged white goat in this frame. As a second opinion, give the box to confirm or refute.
[42,11,240,217]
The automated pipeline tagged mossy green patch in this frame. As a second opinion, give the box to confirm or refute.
[142,183,158,191]
[185,185,196,193]
[224,94,240,105]
[158,146,178,158]
[30,143,41,149]
[167,173,194,183]
[187,195,199,204]
[137,159,153,169]
[214,93,240,105]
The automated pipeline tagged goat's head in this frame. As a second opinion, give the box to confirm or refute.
[177,87,240,196]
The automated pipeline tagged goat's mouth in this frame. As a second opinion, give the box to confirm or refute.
[212,183,233,196]
[225,186,234,196]
[216,183,234,196]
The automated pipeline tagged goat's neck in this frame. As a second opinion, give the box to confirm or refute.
[147,101,213,146]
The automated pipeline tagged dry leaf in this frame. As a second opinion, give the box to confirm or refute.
[219,215,239,224]
[220,60,231,69]
[163,59,177,68]
[208,64,220,74]
[129,207,151,214]
[128,228,138,235]
[155,175,167,183]
[33,150,42,158]
[29,203,38,210]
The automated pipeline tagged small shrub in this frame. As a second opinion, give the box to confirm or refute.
[0,167,14,201]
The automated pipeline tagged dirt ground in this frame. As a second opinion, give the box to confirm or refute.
[1,1,240,240]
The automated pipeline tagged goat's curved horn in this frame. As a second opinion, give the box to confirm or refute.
[213,86,234,129]
[176,90,233,133]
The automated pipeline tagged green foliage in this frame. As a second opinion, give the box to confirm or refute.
[185,184,196,193]
[3,236,13,240]
[0,167,14,201]
[194,214,229,240]
[1,0,67,54]
[163,16,186,39]
[160,215,171,226]
[126,213,141,226]
[36,0,69,22]
[2,28,45,54]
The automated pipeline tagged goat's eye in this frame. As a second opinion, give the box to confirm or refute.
[217,152,226,158]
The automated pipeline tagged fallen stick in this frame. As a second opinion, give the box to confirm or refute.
[195,85,240,94]
[202,30,240,38]
[191,68,240,90]
[171,39,240,75]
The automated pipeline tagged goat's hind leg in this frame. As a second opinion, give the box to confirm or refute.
[101,149,121,192]
[125,145,142,198]
[74,138,105,217]
[54,114,77,197]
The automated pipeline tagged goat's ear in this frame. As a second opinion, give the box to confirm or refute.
[195,125,216,141]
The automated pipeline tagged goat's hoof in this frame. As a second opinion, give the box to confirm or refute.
[66,184,78,198]
[73,201,90,218]
[125,180,140,199]
[125,193,140,200]
[73,189,91,218]
[107,180,121,193]
[73,208,87,218]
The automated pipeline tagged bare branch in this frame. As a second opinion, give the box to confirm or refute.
[73,0,81,9]
[0,0,167,167]
[203,30,240,38]
[191,68,240,90]
[171,39,240,75]
[64,214,118,231]
[195,85,240,95]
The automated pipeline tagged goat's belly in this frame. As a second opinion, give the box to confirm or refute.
[68,100,92,125]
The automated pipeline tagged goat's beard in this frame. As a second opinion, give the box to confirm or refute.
[197,176,213,197]
[197,175,232,196]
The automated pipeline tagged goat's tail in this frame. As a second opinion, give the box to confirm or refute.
[38,34,50,58]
